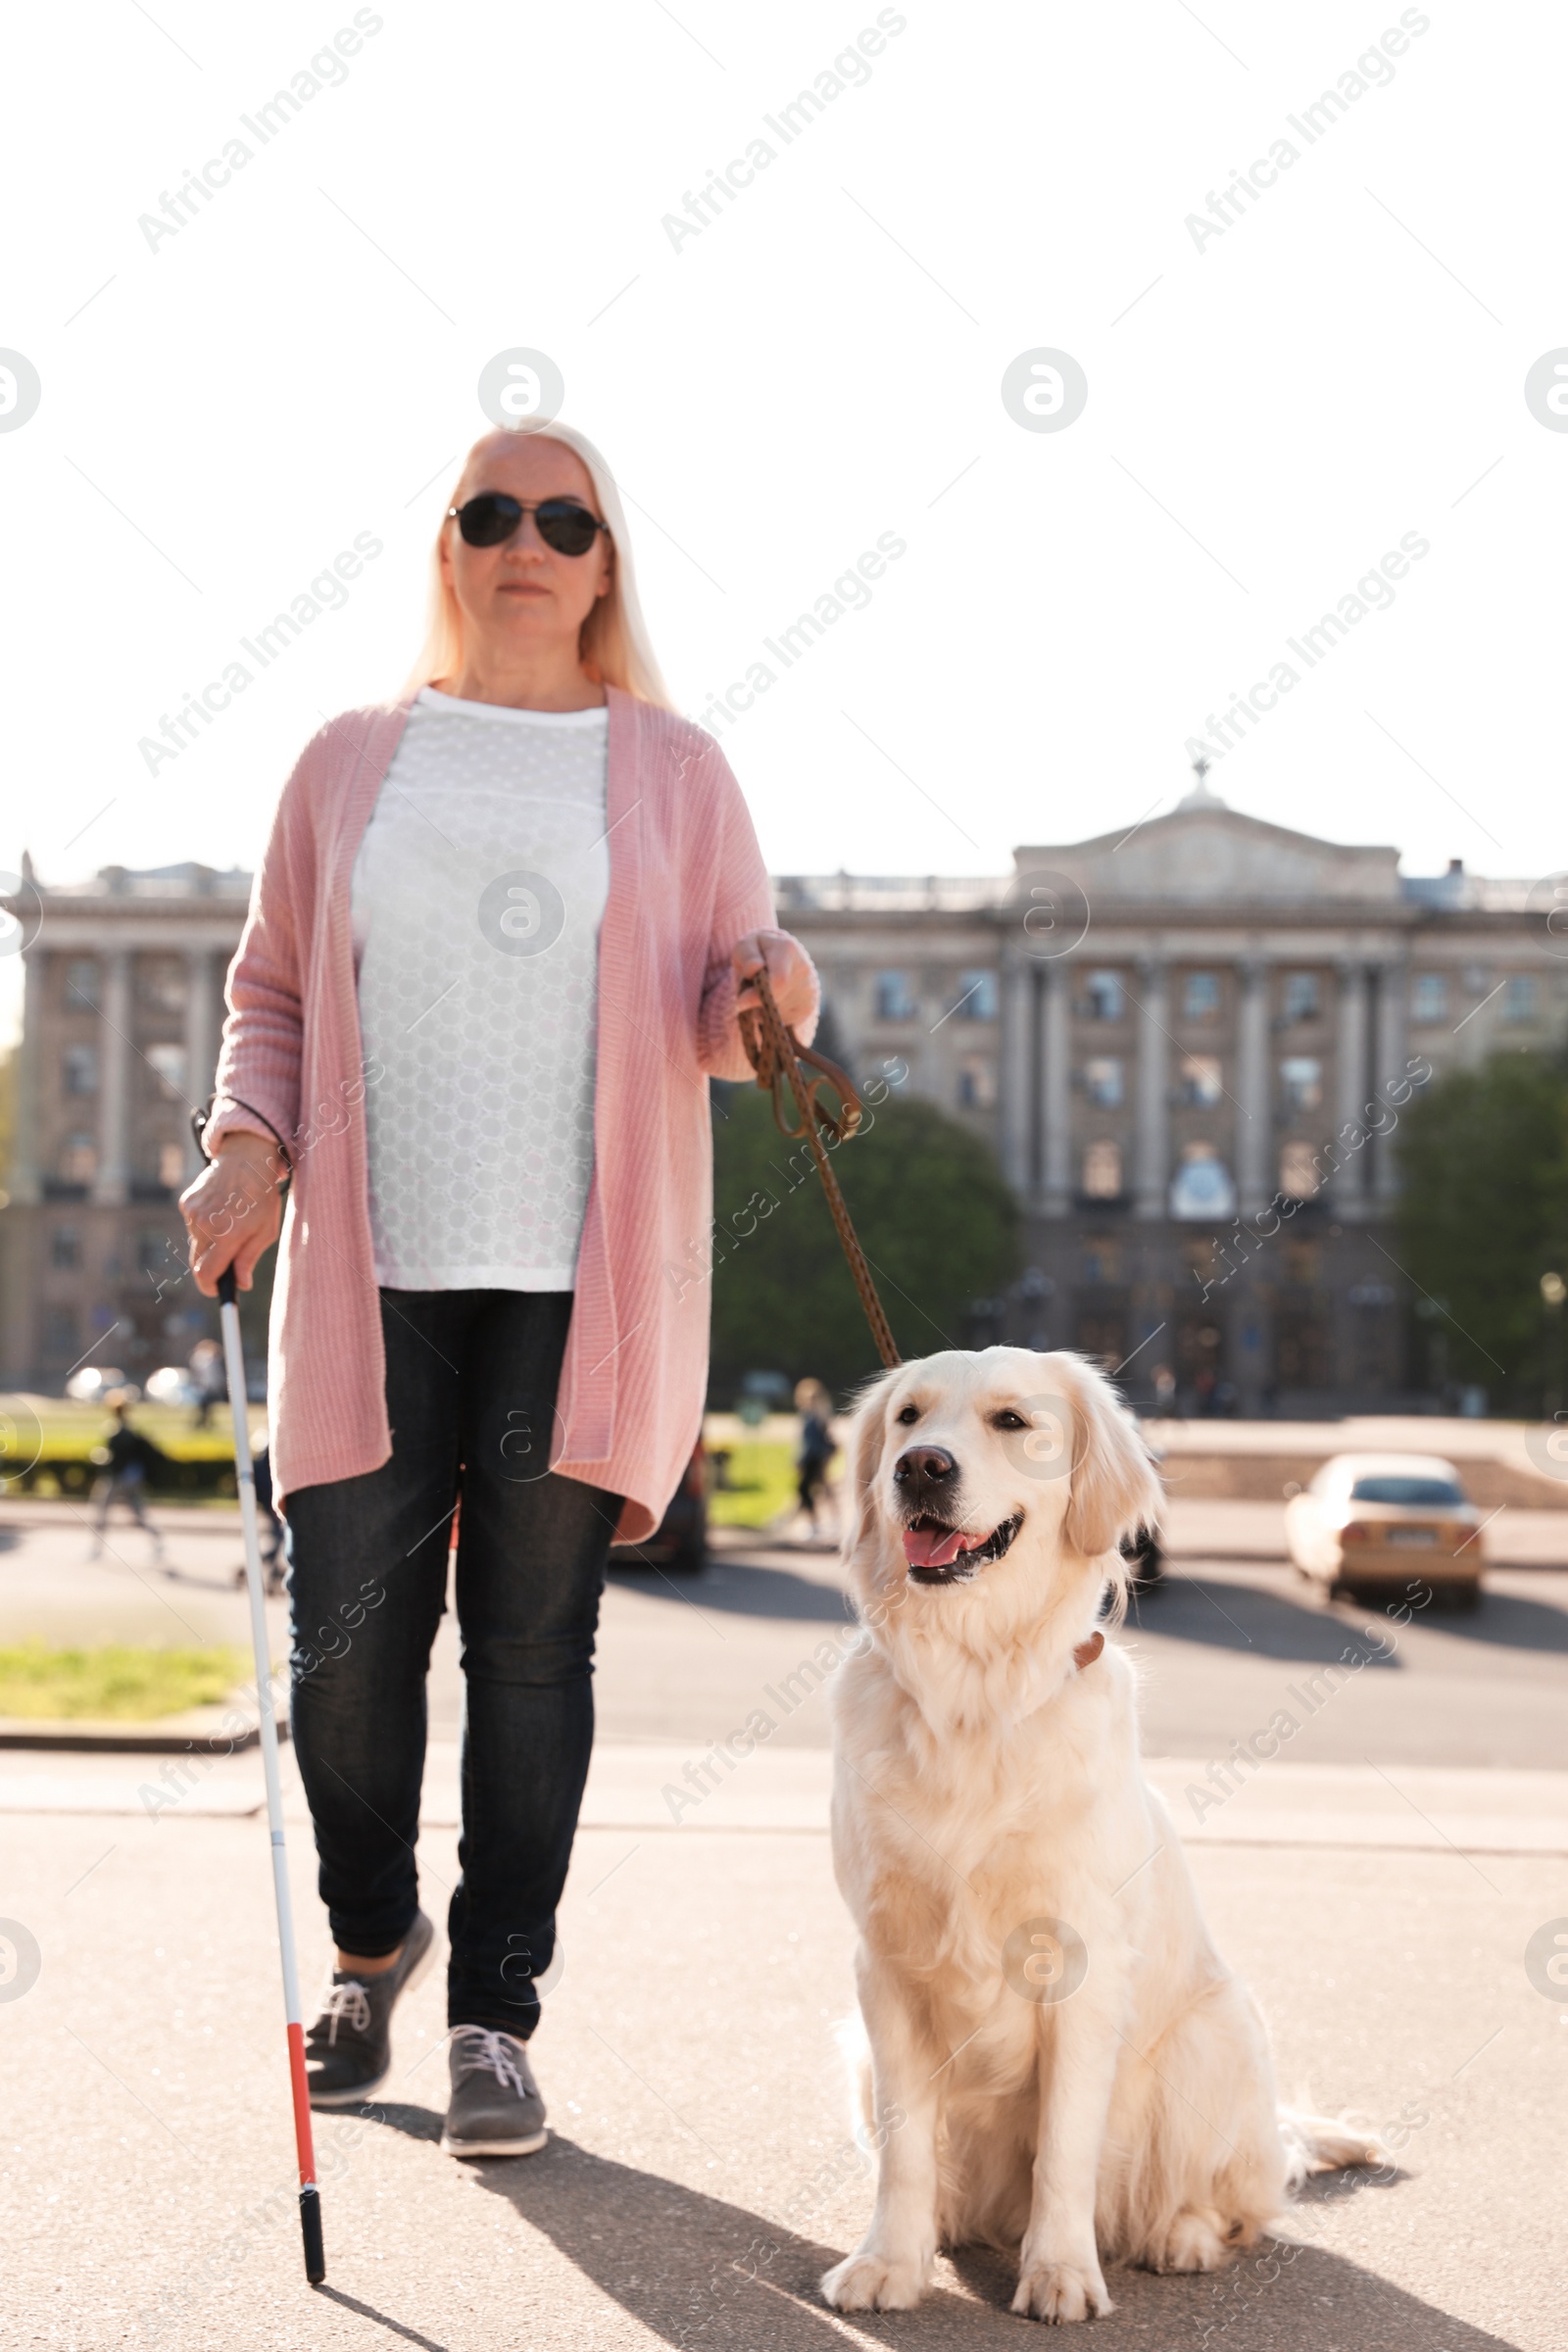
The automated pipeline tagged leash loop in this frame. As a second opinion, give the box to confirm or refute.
[738,966,902,1371]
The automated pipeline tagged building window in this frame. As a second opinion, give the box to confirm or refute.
[1282,971,1320,1022]
[140,959,188,1013]
[1280,1055,1323,1111]
[1179,1054,1223,1106]
[50,1224,81,1270]
[1183,971,1220,1021]
[1080,1238,1123,1283]
[874,970,917,1021]
[58,1134,97,1184]
[1410,972,1448,1023]
[137,1228,173,1277]
[43,1305,80,1356]
[146,1044,187,1101]
[1279,1140,1320,1199]
[1081,1139,1122,1199]
[64,958,100,1011]
[63,1044,99,1095]
[1083,1055,1123,1106]
[1502,975,1538,1024]
[950,968,997,1020]
[157,1141,186,1188]
[1169,1143,1237,1221]
[956,1057,996,1108]
[1083,969,1124,1020]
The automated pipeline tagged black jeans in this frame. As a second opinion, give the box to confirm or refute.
[285,1289,620,2037]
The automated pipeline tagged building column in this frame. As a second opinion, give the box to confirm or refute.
[92,949,132,1205]
[1040,959,1072,1215]
[1133,955,1170,1219]
[1236,956,1271,1217]
[1372,957,1407,1207]
[9,949,46,1204]
[184,947,218,1178]
[999,945,1034,1197]
[1334,959,1370,1219]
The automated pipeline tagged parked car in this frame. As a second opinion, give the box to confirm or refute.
[1284,1453,1485,1607]
[609,1443,708,1576]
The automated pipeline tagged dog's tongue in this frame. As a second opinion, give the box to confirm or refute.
[903,1523,971,1570]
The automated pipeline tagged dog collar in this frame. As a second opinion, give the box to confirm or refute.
[1072,1631,1104,1672]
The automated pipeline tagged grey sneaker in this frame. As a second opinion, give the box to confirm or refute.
[441,2027,548,2158]
[304,1910,435,2107]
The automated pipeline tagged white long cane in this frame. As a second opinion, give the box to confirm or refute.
[218,1264,325,2283]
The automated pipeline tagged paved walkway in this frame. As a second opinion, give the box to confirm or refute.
[5,1496,1566,2346]
[5,1741,1563,2351]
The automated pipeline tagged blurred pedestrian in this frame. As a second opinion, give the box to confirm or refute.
[188,1337,225,1428]
[88,1392,168,1567]
[794,1377,837,1543]
[236,1423,286,1594]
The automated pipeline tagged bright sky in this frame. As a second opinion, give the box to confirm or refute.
[3,1,1562,1042]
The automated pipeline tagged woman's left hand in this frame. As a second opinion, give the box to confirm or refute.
[733,930,816,1031]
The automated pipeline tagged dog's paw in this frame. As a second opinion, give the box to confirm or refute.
[1149,2207,1242,2274]
[820,2246,931,2311]
[1011,2258,1114,2324]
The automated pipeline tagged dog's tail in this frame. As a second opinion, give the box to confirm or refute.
[1278,2103,1388,2183]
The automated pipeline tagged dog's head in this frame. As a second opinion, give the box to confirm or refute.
[844,1348,1161,1631]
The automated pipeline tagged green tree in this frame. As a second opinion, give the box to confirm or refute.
[1396,1052,1568,1410]
[706,1083,1019,1404]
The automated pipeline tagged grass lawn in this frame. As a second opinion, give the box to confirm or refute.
[706,1439,844,1529]
[0,1642,249,1721]
[0,1395,239,1467]
[707,1440,798,1528]
[0,1394,248,1500]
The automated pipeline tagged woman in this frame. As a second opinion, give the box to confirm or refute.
[181,421,817,2157]
[792,1376,838,1543]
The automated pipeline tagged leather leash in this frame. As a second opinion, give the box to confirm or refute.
[737,967,1102,1677]
[738,965,902,1370]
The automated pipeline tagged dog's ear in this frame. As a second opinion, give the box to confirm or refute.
[1058,1355,1163,1559]
[845,1365,903,1539]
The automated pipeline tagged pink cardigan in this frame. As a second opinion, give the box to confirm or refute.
[209,689,816,1543]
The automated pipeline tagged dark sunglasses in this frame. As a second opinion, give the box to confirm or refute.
[448,492,610,556]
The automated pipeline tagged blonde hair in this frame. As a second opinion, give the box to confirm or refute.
[402,420,674,706]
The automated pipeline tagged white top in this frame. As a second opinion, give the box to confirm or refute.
[351,686,611,1291]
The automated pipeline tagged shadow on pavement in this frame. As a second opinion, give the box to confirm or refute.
[1135,1570,1568,1662]
[1410,1589,1568,1653]
[344,2108,1521,2348]
[313,2282,452,2349]
[609,1559,853,1625]
[1128,1576,1406,1666]
[360,2099,443,2143]
[455,2137,1519,2351]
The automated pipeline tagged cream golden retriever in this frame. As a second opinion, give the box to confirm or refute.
[821,1348,1376,2324]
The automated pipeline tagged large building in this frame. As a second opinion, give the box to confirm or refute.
[0,858,251,1389]
[775,776,1566,1413]
[2,783,1562,1407]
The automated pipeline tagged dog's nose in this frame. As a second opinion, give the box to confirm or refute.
[894,1445,958,1496]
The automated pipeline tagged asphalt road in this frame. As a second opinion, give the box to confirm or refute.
[5,1497,1568,1769]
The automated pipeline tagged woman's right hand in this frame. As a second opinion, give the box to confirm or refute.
[179,1131,287,1297]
